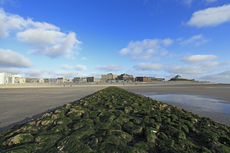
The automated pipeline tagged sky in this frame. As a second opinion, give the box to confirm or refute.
[0,0,230,83]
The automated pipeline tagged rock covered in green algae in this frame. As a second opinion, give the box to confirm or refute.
[1,87,230,153]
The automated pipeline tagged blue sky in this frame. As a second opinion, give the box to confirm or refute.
[0,0,230,83]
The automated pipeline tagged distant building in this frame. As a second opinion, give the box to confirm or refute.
[136,77,148,82]
[72,77,87,83]
[0,72,11,84]
[94,78,101,82]
[118,73,134,81]
[50,78,58,83]
[39,79,44,83]
[72,77,80,82]
[44,78,57,83]
[86,77,101,82]
[8,74,25,84]
[148,77,165,81]
[57,77,71,83]
[14,77,26,84]
[26,78,40,83]
[101,73,118,82]
[87,77,94,82]
[169,75,194,81]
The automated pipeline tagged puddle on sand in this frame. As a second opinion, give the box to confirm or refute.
[204,87,230,89]
[134,92,230,115]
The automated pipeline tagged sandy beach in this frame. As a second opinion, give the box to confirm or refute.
[0,82,230,130]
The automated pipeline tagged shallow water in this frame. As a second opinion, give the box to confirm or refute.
[204,87,230,89]
[134,92,230,115]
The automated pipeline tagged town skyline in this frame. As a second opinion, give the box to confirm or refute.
[0,71,202,85]
[0,0,230,83]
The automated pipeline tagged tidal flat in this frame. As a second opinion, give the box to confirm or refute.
[1,87,230,152]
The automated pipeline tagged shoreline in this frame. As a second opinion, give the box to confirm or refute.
[0,81,219,89]
[1,82,230,130]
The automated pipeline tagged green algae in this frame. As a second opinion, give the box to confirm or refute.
[1,86,230,152]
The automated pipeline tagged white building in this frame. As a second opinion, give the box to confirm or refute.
[0,72,12,84]
[9,74,23,84]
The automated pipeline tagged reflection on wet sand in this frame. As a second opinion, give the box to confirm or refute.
[204,87,230,89]
[134,92,230,115]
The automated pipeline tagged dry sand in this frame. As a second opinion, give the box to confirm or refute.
[0,82,230,130]
[0,86,107,130]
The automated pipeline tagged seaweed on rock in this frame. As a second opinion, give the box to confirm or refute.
[1,87,230,153]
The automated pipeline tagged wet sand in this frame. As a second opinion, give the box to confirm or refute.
[1,82,230,130]
[120,83,230,126]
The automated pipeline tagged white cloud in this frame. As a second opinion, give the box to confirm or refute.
[221,61,230,66]
[166,65,208,75]
[199,70,230,83]
[95,64,124,71]
[61,64,73,70]
[0,8,82,58]
[163,38,173,46]
[0,49,32,68]
[89,72,105,78]
[74,65,87,71]
[18,31,81,58]
[0,68,21,74]
[17,29,65,46]
[119,38,173,61]
[160,51,168,56]
[182,55,218,63]
[133,63,164,71]
[119,39,172,55]
[202,61,219,67]
[22,68,88,78]
[24,69,48,77]
[51,71,87,78]
[61,64,87,71]
[0,8,59,39]
[81,57,86,60]
[179,34,210,46]
[0,8,24,38]
[132,54,160,61]
[187,4,230,27]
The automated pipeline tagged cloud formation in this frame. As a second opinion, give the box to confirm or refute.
[0,68,21,74]
[95,64,124,71]
[199,70,230,83]
[182,55,218,63]
[119,38,172,61]
[133,63,164,71]
[179,34,210,46]
[24,69,48,77]
[166,65,207,75]
[0,8,24,38]
[202,61,219,67]
[51,71,87,78]
[187,4,230,27]
[61,64,87,71]
[0,49,32,68]
[0,8,82,58]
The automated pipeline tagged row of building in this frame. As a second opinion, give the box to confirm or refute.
[1,72,191,85]
[101,73,165,82]
[0,73,45,84]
